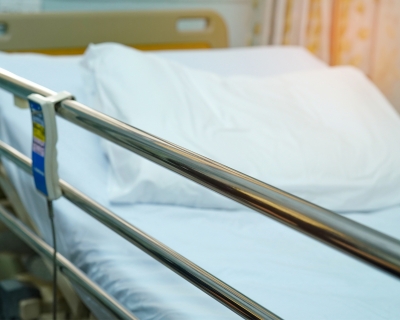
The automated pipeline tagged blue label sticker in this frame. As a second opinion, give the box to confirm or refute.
[29,100,48,197]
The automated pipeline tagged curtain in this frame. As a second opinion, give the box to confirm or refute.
[271,0,400,112]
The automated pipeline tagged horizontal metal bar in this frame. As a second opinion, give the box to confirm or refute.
[0,67,55,98]
[1,67,400,279]
[0,140,280,320]
[0,204,137,320]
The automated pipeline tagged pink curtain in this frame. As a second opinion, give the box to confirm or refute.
[271,0,400,112]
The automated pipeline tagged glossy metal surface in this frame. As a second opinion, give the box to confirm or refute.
[0,204,137,320]
[0,67,55,98]
[1,67,400,279]
[0,141,280,320]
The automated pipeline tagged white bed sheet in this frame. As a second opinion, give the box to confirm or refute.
[0,48,399,320]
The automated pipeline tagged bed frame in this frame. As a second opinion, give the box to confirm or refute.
[1,63,400,319]
[0,10,400,320]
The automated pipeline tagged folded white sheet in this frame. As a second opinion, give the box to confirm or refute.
[83,43,400,212]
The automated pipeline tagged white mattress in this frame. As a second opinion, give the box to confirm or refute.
[0,47,399,320]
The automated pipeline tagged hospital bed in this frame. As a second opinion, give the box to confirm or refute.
[0,11,400,320]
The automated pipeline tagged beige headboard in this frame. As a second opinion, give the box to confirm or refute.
[0,10,228,54]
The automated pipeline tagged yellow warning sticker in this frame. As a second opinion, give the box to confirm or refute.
[33,122,45,142]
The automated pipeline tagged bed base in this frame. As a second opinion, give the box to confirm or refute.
[0,160,92,319]
[0,67,400,319]
[0,204,135,320]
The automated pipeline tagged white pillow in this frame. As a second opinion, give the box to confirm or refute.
[82,43,400,212]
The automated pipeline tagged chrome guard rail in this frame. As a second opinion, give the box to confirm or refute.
[0,140,279,320]
[0,67,400,317]
[1,68,399,278]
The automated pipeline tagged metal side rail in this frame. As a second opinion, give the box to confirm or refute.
[0,69,400,277]
[1,67,400,279]
[0,204,137,320]
[0,141,280,320]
